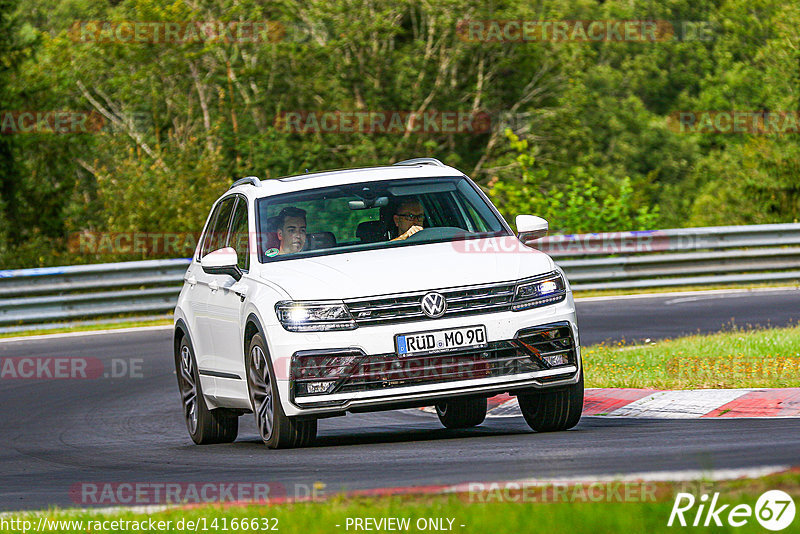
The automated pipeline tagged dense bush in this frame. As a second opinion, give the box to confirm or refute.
[0,0,798,268]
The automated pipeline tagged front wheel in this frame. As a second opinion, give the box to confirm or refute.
[518,371,584,432]
[435,397,487,429]
[246,334,317,449]
[175,337,239,444]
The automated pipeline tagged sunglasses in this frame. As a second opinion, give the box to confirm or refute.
[396,213,425,222]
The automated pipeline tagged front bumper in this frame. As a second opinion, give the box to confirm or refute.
[268,300,580,417]
[295,364,580,412]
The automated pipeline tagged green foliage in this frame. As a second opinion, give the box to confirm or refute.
[0,192,7,256]
[0,0,29,263]
[1,0,799,267]
[489,131,660,233]
[689,137,800,226]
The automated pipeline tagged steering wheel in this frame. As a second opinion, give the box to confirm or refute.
[404,227,472,242]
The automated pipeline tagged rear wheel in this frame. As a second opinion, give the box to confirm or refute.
[518,371,584,432]
[246,334,317,449]
[175,337,239,444]
[435,397,487,429]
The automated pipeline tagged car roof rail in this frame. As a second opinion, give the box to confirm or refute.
[393,157,446,167]
[229,176,261,189]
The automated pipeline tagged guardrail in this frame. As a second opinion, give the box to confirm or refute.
[0,259,190,329]
[1,223,799,331]
[534,223,800,291]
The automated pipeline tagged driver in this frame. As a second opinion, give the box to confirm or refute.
[276,207,307,254]
[391,198,425,241]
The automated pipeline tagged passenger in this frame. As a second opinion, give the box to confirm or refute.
[276,207,307,254]
[390,199,425,241]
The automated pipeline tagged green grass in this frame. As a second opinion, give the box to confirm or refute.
[584,324,800,389]
[0,318,172,339]
[3,472,799,533]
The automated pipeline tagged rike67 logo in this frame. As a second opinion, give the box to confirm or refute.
[668,490,795,530]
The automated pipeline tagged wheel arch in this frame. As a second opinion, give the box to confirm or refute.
[243,313,268,360]
[174,318,193,360]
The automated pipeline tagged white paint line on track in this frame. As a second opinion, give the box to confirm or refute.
[607,389,751,419]
[574,285,800,303]
[483,398,522,418]
[0,325,173,344]
[662,291,794,305]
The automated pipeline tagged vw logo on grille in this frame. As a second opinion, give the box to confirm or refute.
[420,292,447,318]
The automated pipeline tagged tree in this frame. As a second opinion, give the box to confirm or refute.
[0,0,23,244]
[489,131,659,234]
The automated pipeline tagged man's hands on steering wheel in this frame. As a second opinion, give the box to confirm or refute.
[395,225,423,241]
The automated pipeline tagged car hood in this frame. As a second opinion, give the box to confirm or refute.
[259,237,555,300]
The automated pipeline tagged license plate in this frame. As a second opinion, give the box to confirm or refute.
[395,325,487,358]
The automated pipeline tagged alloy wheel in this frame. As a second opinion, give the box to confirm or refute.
[178,345,198,434]
[249,345,273,440]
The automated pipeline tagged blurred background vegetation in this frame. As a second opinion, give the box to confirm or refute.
[0,0,798,268]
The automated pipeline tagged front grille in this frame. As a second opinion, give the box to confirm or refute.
[291,322,577,399]
[344,280,517,326]
[337,340,537,393]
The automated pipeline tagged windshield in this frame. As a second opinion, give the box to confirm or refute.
[256,177,509,262]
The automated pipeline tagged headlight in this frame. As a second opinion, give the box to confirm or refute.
[512,271,567,311]
[275,301,357,332]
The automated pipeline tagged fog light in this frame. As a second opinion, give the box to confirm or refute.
[543,354,568,366]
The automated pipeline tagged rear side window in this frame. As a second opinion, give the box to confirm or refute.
[229,197,250,271]
[200,196,236,258]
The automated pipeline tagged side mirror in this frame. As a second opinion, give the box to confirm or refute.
[516,215,549,242]
[201,247,242,281]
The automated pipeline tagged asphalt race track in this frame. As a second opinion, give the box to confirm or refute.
[1,288,799,511]
[577,287,800,345]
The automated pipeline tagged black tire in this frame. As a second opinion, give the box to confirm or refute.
[518,370,584,432]
[246,333,317,449]
[435,397,487,429]
[175,336,239,444]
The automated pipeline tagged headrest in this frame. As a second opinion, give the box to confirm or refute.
[307,231,336,250]
[356,220,385,243]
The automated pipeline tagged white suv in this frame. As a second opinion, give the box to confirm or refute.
[173,158,583,448]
